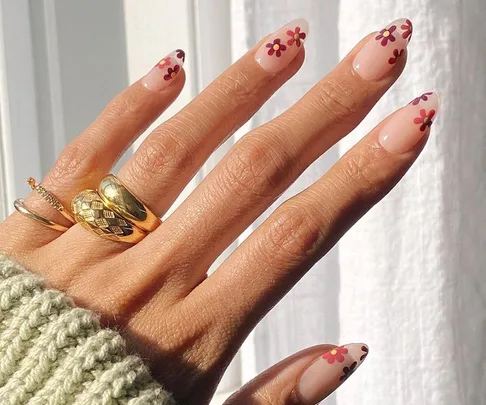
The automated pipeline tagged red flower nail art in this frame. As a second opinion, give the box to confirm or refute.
[164,65,180,81]
[388,49,404,64]
[322,346,349,364]
[286,26,307,47]
[410,92,434,105]
[266,38,287,57]
[157,56,171,69]
[401,19,413,40]
[176,49,185,62]
[375,25,397,46]
[414,109,436,131]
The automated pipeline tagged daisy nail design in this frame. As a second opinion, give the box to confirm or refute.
[142,49,185,91]
[353,18,413,81]
[380,92,440,154]
[297,343,369,404]
[255,19,309,73]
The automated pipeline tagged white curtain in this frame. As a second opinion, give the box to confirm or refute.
[238,0,486,404]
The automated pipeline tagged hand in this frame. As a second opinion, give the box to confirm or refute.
[0,17,436,404]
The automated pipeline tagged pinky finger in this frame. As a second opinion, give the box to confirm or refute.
[224,343,368,405]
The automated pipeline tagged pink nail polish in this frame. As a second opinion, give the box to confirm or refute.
[255,19,309,73]
[379,92,440,154]
[142,49,185,91]
[353,18,413,81]
[297,344,369,405]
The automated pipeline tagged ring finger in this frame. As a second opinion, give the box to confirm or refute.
[140,18,412,288]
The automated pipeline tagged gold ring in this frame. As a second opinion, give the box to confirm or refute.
[14,199,69,232]
[27,177,75,223]
[98,174,161,232]
[71,189,147,244]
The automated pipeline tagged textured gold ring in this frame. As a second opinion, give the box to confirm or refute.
[14,199,69,232]
[71,189,147,244]
[98,174,161,232]
[27,177,75,223]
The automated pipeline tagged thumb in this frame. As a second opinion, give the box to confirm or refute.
[224,343,369,405]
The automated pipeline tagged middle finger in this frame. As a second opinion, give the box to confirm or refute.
[143,18,412,288]
[116,19,309,217]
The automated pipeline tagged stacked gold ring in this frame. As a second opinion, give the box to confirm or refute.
[71,174,161,244]
[14,178,73,232]
[14,199,70,232]
[98,175,161,232]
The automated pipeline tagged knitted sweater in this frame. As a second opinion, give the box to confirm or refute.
[0,255,176,405]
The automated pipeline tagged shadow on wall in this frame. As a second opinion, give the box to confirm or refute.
[29,0,129,175]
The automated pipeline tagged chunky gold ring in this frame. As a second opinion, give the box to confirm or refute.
[14,199,69,232]
[27,177,75,223]
[71,189,147,243]
[98,174,161,232]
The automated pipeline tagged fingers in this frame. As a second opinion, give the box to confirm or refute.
[9,50,186,243]
[200,92,440,339]
[145,18,411,287]
[116,19,308,216]
[225,344,368,405]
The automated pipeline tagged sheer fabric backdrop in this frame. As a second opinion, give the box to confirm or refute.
[234,0,486,404]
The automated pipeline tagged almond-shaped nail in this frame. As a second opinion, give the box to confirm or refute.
[379,92,440,154]
[142,49,185,91]
[255,19,309,73]
[297,344,369,405]
[353,18,412,81]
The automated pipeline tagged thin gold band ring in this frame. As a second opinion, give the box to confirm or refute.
[27,177,75,223]
[14,199,69,232]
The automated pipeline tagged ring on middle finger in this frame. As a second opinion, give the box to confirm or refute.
[71,189,147,243]
[98,174,162,232]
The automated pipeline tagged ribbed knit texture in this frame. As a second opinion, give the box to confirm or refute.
[0,255,177,405]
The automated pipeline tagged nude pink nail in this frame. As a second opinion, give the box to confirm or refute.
[297,344,369,405]
[379,92,440,154]
[255,19,309,73]
[353,18,412,81]
[142,49,185,91]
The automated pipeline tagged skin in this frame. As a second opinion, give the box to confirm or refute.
[0,30,423,405]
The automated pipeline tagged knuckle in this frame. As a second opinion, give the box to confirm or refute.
[213,70,258,106]
[104,90,139,120]
[338,149,386,202]
[217,136,292,201]
[265,204,323,262]
[313,78,361,126]
[52,140,101,184]
[129,131,194,184]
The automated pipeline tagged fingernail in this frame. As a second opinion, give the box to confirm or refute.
[255,19,309,73]
[379,92,440,154]
[353,18,413,81]
[142,49,185,91]
[297,344,369,405]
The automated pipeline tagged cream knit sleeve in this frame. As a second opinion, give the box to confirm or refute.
[0,255,177,405]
